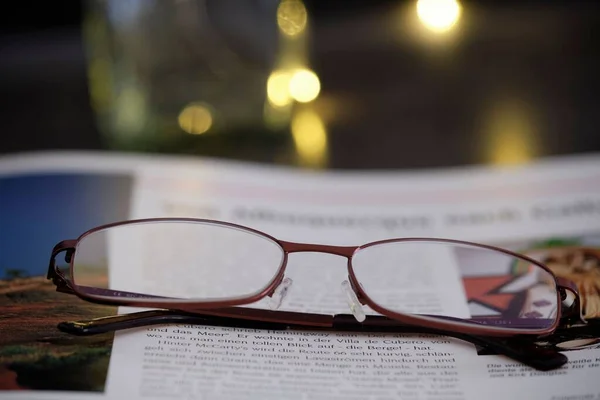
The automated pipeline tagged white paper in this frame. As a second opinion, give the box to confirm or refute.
[2,151,600,400]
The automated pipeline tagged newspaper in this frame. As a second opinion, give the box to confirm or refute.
[1,151,600,399]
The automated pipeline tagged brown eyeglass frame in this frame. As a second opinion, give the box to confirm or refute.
[47,218,585,370]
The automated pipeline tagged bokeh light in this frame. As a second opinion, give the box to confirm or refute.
[267,70,294,107]
[416,0,461,33]
[178,103,213,135]
[277,0,308,37]
[267,68,321,106]
[289,69,321,103]
[484,99,536,165]
[291,109,327,167]
[490,131,532,166]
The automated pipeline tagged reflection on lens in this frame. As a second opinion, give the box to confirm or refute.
[351,240,558,332]
[72,221,284,302]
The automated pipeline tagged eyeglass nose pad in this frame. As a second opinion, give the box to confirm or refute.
[269,277,293,310]
[341,280,366,322]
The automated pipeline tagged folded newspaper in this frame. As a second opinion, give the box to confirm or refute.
[1,151,599,400]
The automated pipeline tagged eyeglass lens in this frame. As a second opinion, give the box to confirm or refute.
[352,240,558,330]
[71,221,559,332]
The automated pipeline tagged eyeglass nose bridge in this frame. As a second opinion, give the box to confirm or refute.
[275,241,368,320]
[278,240,358,258]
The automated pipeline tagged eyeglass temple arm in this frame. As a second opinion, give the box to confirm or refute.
[47,241,76,292]
[47,244,166,300]
[58,309,567,371]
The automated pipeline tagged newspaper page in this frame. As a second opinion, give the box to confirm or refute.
[1,151,600,400]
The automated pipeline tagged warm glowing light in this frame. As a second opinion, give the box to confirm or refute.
[289,69,320,103]
[485,100,536,165]
[267,70,293,107]
[277,0,307,37]
[291,109,327,167]
[178,103,213,135]
[416,0,461,33]
[490,131,532,165]
[267,68,320,106]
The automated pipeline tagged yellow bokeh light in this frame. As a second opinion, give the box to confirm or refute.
[485,100,536,165]
[267,68,321,106]
[490,131,532,166]
[178,103,213,135]
[277,0,307,37]
[267,70,294,107]
[289,69,320,103]
[416,0,461,33]
[291,109,328,167]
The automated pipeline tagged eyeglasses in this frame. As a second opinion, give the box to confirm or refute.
[47,218,587,371]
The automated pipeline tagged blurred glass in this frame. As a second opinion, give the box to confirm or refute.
[81,1,599,169]
[84,0,326,165]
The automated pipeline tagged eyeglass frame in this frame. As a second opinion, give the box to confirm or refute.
[47,217,584,339]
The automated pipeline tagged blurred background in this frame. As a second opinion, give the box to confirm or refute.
[0,0,599,170]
